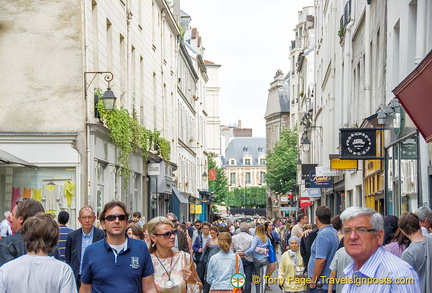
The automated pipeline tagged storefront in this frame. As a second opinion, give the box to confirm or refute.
[0,133,81,228]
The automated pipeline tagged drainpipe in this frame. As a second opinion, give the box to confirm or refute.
[82,0,91,207]
[415,0,429,205]
[364,3,371,114]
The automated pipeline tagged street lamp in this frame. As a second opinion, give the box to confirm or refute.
[84,71,117,112]
[202,171,208,182]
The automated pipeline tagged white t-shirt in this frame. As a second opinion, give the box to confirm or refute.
[0,254,77,293]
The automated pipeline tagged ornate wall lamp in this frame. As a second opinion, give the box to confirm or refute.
[84,71,117,114]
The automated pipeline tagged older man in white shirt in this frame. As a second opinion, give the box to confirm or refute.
[232,222,253,293]
[0,211,12,240]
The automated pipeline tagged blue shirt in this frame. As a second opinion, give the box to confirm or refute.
[245,236,269,259]
[80,227,94,274]
[58,224,73,262]
[342,247,420,293]
[207,251,244,290]
[308,224,339,290]
[81,237,154,293]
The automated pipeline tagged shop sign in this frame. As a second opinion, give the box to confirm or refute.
[302,164,317,179]
[330,157,358,170]
[301,186,321,198]
[279,207,297,212]
[401,137,417,159]
[300,197,313,208]
[309,171,332,188]
[280,196,289,203]
[148,163,161,176]
[340,128,377,159]
[316,166,340,176]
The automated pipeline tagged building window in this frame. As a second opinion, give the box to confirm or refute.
[259,158,266,165]
[230,173,236,185]
[244,158,251,166]
[245,172,251,184]
[260,172,266,184]
[229,159,236,165]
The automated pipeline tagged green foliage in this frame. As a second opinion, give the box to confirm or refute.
[266,128,298,195]
[225,186,266,208]
[95,90,170,184]
[207,154,229,205]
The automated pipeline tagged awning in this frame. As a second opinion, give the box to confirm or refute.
[393,49,432,142]
[172,187,188,204]
[0,149,36,167]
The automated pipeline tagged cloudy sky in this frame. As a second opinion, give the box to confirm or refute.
[180,0,314,137]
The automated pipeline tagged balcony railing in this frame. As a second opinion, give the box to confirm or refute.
[338,0,351,39]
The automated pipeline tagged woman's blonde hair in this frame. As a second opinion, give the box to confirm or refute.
[147,216,174,253]
[255,224,267,242]
[218,232,232,252]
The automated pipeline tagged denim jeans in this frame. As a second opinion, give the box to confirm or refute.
[241,258,254,293]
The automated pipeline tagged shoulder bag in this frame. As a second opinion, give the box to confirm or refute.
[267,239,276,263]
[185,252,202,293]
[232,253,243,293]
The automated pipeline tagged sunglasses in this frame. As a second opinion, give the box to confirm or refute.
[154,229,178,239]
[105,214,128,221]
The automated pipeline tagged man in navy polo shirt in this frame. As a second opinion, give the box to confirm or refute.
[80,201,157,293]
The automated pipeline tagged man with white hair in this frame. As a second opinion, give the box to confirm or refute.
[0,211,12,239]
[340,207,420,292]
[233,222,254,293]
[414,206,432,236]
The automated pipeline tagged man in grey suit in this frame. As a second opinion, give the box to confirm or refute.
[65,206,105,290]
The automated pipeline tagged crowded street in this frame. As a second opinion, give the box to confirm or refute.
[1,0,432,292]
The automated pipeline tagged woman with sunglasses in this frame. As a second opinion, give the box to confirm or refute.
[148,216,202,293]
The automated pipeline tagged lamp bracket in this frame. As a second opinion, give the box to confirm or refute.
[84,71,114,98]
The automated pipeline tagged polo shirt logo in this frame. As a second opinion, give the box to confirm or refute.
[130,257,140,269]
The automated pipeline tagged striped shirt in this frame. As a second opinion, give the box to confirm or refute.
[342,247,420,293]
[58,224,73,262]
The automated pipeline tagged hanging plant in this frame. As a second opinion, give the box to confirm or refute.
[95,90,170,185]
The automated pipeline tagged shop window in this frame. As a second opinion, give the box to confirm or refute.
[0,166,77,227]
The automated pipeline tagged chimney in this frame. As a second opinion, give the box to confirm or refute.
[238,120,242,128]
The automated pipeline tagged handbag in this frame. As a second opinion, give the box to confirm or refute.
[232,254,243,293]
[185,253,202,293]
[267,239,276,263]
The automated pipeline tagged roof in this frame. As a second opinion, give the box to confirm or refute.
[223,137,266,167]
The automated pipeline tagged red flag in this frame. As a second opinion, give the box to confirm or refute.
[209,169,217,180]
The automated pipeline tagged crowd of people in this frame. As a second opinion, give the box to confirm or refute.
[0,197,431,293]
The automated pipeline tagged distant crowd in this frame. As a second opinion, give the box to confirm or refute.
[0,198,431,293]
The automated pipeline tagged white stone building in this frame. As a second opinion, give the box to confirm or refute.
[0,0,208,226]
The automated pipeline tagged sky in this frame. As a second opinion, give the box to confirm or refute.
[181,0,314,137]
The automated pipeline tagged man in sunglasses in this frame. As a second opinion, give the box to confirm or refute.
[166,212,188,252]
[340,207,420,292]
[80,201,157,293]
[65,206,105,289]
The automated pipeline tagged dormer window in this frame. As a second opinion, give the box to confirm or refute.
[244,159,251,166]
[229,159,236,165]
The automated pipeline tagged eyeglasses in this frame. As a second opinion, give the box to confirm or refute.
[342,227,377,236]
[105,214,128,221]
[195,225,200,228]
[154,229,178,239]
[171,219,178,223]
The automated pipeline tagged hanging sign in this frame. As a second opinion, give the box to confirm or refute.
[340,128,377,159]
[309,171,332,188]
[300,197,313,208]
[302,164,317,179]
